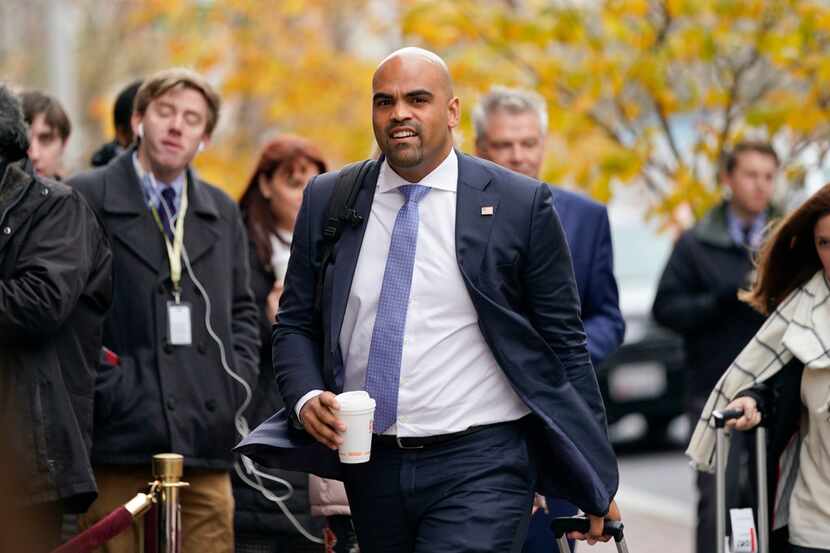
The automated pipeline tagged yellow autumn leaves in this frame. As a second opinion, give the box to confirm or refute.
[12,0,830,227]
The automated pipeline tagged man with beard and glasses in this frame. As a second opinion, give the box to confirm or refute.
[238,47,621,553]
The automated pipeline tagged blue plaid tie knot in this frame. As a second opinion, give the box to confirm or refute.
[365,184,431,432]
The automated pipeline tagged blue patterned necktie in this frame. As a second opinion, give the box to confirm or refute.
[158,186,177,240]
[741,224,753,249]
[365,184,431,432]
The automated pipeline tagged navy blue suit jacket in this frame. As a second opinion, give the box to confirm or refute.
[552,188,624,367]
[236,153,619,516]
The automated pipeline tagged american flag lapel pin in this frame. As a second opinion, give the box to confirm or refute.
[481,205,495,216]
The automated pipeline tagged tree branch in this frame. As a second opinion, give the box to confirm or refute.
[642,172,662,196]
[652,96,683,167]
[651,0,672,48]
[817,143,830,168]
[715,52,761,161]
[715,12,774,158]
[612,96,640,138]
[460,6,635,152]
[642,165,669,200]
[643,0,682,168]
[645,157,675,180]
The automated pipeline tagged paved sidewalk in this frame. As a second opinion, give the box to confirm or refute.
[583,506,693,553]
[579,450,695,553]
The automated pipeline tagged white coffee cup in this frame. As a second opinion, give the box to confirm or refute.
[336,391,376,464]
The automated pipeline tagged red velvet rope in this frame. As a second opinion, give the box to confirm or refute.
[50,506,133,553]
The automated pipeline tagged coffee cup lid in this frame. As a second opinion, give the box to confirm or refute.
[336,390,376,412]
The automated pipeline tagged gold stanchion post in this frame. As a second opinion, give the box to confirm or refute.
[150,453,189,553]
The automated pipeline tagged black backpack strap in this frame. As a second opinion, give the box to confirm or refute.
[314,159,374,314]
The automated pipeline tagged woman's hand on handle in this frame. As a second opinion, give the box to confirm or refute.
[724,396,762,431]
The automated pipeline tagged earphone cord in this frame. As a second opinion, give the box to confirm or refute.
[153,177,324,544]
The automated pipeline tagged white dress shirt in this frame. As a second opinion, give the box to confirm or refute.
[297,150,529,436]
[133,153,185,214]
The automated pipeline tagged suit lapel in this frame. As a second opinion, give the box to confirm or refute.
[103,154,164,273]
[329,161,381,351]
[183,171,221,267]
[455,153,498,286]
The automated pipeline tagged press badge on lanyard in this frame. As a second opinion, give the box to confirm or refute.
[167,301,192,345]
[149,175,192,346]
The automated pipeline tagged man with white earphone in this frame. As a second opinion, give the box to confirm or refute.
[69,68,260,553]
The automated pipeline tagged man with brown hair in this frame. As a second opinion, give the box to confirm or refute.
[71,68,259,553]
[20,90,71,179]
[653,141,780,553]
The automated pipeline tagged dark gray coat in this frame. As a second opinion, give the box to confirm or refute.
[70,149,260,469]
[0,159,112,512]
[652,201,772,407]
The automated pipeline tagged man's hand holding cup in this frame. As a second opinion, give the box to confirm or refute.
[300,391,376,463]
[300,391,345,450]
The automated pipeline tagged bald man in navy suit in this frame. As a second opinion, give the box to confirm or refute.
[238,49,621,553]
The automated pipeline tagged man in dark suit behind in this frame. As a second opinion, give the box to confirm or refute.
[474,86,625,553]
[237,47,620,553]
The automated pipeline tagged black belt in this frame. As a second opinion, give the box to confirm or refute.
[373,423,494,450]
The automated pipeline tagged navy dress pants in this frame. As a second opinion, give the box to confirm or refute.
[342,420,536,553]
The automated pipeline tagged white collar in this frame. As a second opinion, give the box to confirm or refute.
[377,149,458,194]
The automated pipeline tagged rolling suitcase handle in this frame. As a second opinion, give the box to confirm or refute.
[550,516,628,553]
[712,409,769,553]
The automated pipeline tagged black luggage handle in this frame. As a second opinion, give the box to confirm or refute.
[550,516,625,542]
[712,408,744,428]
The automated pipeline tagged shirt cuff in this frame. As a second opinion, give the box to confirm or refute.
[295,389,324,423]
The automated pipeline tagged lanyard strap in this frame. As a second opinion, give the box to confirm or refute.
[149,178,189,301]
